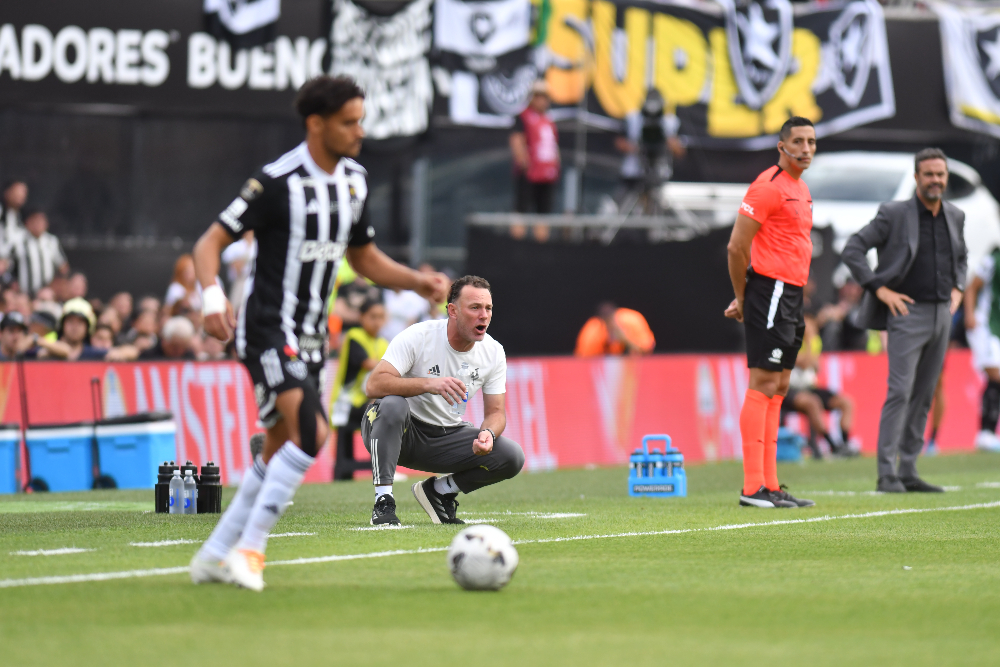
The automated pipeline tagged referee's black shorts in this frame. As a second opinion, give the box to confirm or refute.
[743,269,805,372]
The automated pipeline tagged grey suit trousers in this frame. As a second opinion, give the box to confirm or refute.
[877,302,950,479]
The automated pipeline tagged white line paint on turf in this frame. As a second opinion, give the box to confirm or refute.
[468,511,587,519]
[9,548,95,556]
[270,532,317,537]
[3,501,999,589]
[977,482,1000,488]
[350,525,414,531]
[130,540,199,547]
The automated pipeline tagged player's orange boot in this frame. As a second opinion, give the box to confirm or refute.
[224,548,266,591]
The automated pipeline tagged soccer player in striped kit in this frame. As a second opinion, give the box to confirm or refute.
[724,117,817,509]
[188,76,450,590]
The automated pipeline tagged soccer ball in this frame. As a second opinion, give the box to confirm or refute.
[447,524,519,591]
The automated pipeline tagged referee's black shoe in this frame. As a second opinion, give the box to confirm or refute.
[412,477,465,524]
[772,484,816,507]
[371,494,401,526]
[739,485,797,508]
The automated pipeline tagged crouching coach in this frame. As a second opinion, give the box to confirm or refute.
[362,275,524,526]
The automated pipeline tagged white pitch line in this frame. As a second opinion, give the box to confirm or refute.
[9,548,95,556]
[349,525,414,532]
[977,482,1000,488]
[2,501,998,589]
[130,540,198,548]
[270,532,317,538]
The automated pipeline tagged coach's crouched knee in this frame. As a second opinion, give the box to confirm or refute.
[374,395,409,426]
[494,436,525,479]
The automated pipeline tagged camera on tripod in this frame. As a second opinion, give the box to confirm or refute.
[638,89,673,186]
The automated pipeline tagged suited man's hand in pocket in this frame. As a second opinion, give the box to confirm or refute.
[876,286,914,317]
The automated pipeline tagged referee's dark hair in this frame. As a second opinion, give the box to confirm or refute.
[448,275,491,304]
[778,116,814,141]
[914,147,948,173]
[295,76,365,125]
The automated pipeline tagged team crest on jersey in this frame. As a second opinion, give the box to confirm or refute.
[769,348,784,364]
[285,360,308,380]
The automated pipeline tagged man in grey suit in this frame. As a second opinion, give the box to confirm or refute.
[842,148,967,493]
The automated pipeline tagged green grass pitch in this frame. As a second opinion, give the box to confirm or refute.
[2,454,1000,666]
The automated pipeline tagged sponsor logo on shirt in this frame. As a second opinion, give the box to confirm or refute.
[740,201,755,216]
[285,359,308,380]
[427,365,441,376]
[298,240,345,263]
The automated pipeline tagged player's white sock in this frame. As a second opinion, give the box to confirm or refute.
[198,455,266,561]
[375,485,393,499]
[236,443,313,554]
[434,474,460,495]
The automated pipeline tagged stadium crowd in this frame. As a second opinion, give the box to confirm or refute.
[0,179,449,364]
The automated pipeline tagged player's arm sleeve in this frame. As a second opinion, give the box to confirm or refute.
[347,203,375,247]
[483,348,507,394]
[380,326,417,376]
[738,180,779,226]
[217,170,273,239]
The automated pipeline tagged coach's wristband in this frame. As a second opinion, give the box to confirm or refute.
[202,284,228,316]
[481,428,496,443]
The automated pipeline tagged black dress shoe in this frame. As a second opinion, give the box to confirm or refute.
[900,476,945,493]
[877,475,907,493]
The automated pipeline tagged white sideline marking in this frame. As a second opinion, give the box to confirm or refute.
[130,540,198,548]
[977,482,1000,488]
[468,511,586,519]
[9,548,94,556]
[270,532,317,538]
[350,525,414,532]
[2,501,998,589]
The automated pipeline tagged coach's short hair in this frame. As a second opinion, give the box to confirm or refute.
[914,148,948,173]
[295,76,365,123]
[779,116,814,141]
[448,275,491,304]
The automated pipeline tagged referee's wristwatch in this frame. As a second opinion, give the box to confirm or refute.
[480,428,496,443]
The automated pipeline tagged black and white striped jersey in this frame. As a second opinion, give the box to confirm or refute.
[13,231,67,297]
[216,142,374,362]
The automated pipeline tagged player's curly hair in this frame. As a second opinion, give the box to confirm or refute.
[295,76,365,124]
[448,276,491,304]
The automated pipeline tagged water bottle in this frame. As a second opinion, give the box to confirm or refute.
[198,461,222,514]
[449,362,472,417]
[155,461,179,513]
[168,469,184,514]
[183,470,198,515]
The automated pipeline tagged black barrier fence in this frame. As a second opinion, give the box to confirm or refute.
[465,224,837,356]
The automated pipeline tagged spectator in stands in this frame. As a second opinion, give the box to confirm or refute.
[510,80,560,242]
[10,292,33,321]
[119,308,159,351]
[97,307,122,341]
[28,310,56,342]
[67,272,88,299]
[330,298,388,480]
[31,297,106,361]
[816,277,869,352]
[334,273,381,335]
[575,302,656,357]
[140,316,196,360]
[381,287,431,341]
[13,209,68,297]
[138,295,161,315]
[0,311,30,360]
[108,292,133,326]
[91,324,116,351]
[165,254,201,315]
[198,333,228,361]
[1,179,27,254]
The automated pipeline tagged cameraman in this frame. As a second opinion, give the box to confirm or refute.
[615,89,686,203]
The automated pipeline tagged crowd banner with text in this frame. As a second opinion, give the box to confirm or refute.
[329,0,435,139]
[0,350,984,491]
[934,1,1000,140]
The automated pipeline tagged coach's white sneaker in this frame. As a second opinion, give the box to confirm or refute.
[224,548,266,592]
[189,553,233,584]
[975,430,1000,452]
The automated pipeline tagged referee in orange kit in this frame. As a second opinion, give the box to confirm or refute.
[725,116,817,509]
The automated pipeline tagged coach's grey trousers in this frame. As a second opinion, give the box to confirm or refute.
[877,301,951,479]
[360,396,525,493]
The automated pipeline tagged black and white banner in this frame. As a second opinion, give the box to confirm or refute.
[433,0,536,128]
[329,0,434,139]
[203,0,281,49]
[934,1,1000,139]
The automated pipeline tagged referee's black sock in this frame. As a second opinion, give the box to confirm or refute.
[981,381,1000,433]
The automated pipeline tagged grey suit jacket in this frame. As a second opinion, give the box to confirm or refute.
[841,195,967,331]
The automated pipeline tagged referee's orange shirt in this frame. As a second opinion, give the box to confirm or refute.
[738,165,813,287]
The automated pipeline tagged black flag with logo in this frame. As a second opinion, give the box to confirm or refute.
[203,0,282,49]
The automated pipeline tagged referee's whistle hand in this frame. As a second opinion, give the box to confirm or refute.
[724,299,743,322]
[875,286,914,317]
[204,305,236,342]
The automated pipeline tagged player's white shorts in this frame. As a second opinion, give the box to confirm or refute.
[968,325,1000,370]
